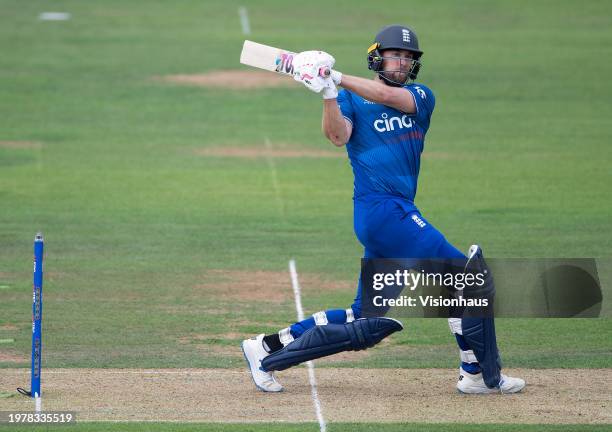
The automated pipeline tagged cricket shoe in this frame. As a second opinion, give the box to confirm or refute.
[457,367,525,394]
[241,334,283,392]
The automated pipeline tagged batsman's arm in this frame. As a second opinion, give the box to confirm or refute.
[322,99,352,147]
[338,74,416,114]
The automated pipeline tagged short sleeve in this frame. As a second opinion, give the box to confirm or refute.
[337,89,355,126]
[405,84,435,129]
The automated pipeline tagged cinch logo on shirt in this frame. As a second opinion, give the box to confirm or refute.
[373,113,414,133]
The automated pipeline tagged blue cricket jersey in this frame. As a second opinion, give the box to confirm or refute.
[337,83,435,212]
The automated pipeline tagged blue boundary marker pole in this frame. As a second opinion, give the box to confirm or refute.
[16,233,44,407]
[31,233,44,400]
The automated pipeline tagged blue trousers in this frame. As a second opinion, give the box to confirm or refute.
[290,197,465,337]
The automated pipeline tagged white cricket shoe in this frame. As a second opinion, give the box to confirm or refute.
[457,367,525,394]
[241,334,283,392]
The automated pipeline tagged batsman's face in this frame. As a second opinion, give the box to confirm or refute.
[381,49,414,83]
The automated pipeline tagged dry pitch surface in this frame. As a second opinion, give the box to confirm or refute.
[2,368,610,424]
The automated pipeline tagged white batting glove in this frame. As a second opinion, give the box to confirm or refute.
[321,79,338,99]
[293,50,336,93]
[293,68,327,93]
[330,70,343,86]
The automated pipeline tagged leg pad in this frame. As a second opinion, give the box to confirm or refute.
[261,317,403,372]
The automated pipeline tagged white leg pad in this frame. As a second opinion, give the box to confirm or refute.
[460,349,478,363]
[448,317,462,335]
[345,308,355,323]
[278,327,294,346]
[313,311,328,326]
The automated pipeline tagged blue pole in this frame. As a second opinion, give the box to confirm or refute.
[31,233,44,398]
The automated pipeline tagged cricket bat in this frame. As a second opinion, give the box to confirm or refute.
[240,40,330,78]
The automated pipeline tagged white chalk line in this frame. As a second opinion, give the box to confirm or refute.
[289,259,326,432]
[238,7,251,35]
[39,12,71,21]
[264,137,325,430]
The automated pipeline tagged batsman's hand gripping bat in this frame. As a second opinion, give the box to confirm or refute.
[240,40,331,79]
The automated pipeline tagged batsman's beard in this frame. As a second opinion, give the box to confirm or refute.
[381,70,409,86]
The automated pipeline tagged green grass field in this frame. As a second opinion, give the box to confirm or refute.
[1,0,611,429]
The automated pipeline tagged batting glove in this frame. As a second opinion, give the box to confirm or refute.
[293,50,336,93]
[321,79,338,99]
[330,70,343,86]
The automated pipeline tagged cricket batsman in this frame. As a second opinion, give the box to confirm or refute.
[242,24,525,394]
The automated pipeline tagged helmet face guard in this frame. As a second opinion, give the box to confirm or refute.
[366,25,424,86]
[367,45,422,86]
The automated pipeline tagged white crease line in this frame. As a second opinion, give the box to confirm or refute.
[289,259,305,321]
[264,137,285,218]
[238,7,251,35]
[39,12,71,21]
[289,259,326,432]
